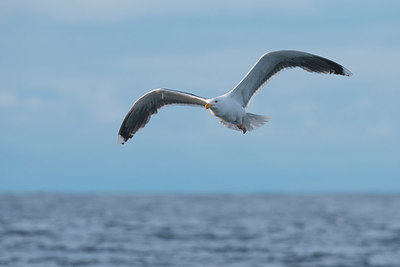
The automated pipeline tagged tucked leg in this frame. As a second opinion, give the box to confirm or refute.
[238,124,247,134]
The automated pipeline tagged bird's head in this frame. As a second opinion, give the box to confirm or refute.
[205,97,228,117]
[205,98,221,111]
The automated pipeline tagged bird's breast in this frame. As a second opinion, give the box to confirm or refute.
[210,105,245,125]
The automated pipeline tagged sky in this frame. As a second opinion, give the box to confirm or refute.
[1,0,399,193]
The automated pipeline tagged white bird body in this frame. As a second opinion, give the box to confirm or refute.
[207,95,245,125]
[118,50,351,144]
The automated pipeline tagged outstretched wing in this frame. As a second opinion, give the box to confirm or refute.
[118,88,207,144]
[228,50,352,107]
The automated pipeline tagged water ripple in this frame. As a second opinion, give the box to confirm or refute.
[0,194,399,266]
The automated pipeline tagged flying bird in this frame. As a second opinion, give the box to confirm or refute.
[118,50,351,144]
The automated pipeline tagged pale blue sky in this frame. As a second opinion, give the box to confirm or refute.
[1,1,399,192]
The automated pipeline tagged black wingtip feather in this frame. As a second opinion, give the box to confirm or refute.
[312,55,352,76]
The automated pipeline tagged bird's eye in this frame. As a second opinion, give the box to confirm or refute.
[215,100,218,103]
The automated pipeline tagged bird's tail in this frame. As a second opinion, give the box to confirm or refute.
[243,113,270,131]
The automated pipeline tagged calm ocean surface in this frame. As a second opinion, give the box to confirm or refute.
[0,194,399,267]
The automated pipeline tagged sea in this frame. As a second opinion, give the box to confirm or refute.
[0,194,399,267]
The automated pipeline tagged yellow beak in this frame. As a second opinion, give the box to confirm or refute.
[205,103,213,109]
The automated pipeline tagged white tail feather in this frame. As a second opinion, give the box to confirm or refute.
[243,113,270,131]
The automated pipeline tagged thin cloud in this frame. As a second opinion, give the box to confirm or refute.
[0,91,45,110]
[0,91,17,108]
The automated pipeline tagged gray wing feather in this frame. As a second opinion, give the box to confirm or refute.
[228,50,352,107]
[118,88,207,144]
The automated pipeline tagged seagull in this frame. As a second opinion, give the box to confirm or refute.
[118,50,351,144]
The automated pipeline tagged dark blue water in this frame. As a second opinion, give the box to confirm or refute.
[0,194,399,267]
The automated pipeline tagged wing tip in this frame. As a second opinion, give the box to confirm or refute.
[342,67,353,76]
[117,134,127,145]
